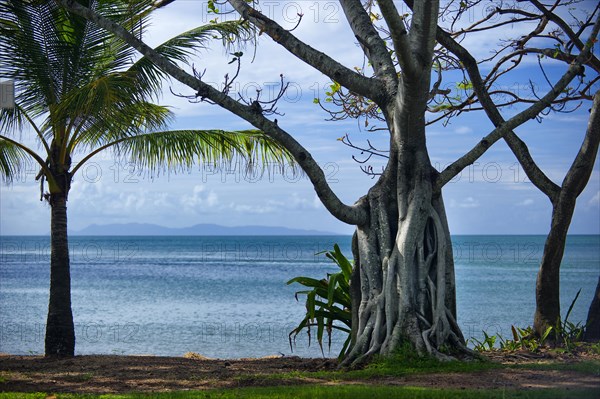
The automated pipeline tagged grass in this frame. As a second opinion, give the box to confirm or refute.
[0,372,13,384]
[240,346,499,384]
[1,346,597,399]
[0,386,599,399]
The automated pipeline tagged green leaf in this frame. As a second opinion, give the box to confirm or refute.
[330,81,341,95]
[0,138,30,183]
[456,80,473,90]
[287,244,353,358]
[563,288,581,327]
[207,0,219,14]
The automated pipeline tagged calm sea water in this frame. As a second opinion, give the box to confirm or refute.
[0,235,598,358]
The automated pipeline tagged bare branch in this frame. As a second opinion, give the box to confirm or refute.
[227,0,385,102]
[407,0,440,71]
[377,0,418,77]
[529,0,587,52]
[58,0,368,226]
[338,0,397,89]
[435,14,600,195]
[562,89,600,197]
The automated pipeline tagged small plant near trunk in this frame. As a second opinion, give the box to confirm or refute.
[471,289,587,354]
[287,244,352,359]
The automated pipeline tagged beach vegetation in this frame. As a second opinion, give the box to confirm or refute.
[287,244,353,359]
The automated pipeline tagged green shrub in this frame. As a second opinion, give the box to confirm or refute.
[287,244,352,358]
[471,289,586,353]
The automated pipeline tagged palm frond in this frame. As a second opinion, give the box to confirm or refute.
[56,71,148,122]
[0,106,26,136]
[113,129,293,174]
[0,1,61,114]
[288,245,354,359]
[0,138,30,183]
[80,0,153,79]
[69,101,173,152]
[2,0,286,191]
[73,129,294,176]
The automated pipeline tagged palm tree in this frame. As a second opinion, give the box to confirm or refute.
[0,0,291,356]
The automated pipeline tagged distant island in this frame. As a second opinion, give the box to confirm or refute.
[71,223,341,236]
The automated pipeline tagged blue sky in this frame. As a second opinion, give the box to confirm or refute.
[1,0,598,235]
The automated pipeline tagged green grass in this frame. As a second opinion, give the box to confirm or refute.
[243,348,498,383]
[0,372,12,384]
[0,386,598,399]
[349,350,498,377]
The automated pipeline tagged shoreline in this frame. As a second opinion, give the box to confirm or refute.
[1,350,599,394]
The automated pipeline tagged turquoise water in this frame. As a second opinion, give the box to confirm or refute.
[0,235,598,357]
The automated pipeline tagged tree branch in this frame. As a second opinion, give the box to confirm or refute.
[436,12,600,198]
[407,0,439,72]
[529,0,586,52]
[58,0,368,226]
[562,89,600,197]
[338,0,397,91]
[377,0,418,77]
[227,0,384,102]
[435,24,598,194]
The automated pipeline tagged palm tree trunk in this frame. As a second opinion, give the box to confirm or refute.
[45,192,75,356]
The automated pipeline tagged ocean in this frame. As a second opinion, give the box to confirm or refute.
[0,235,598,358]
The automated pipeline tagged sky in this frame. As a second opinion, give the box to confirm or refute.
[0,0,599,236]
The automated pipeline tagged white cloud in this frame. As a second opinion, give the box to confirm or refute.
[453,196,480,208]
[517,198,535,206]
[589,192,600,207]
[230,203,275,214]
[287,192,322,210]
[461,197,480,208]
[454,126,473,135]
[225,192,321,215]
[182,185,219,209]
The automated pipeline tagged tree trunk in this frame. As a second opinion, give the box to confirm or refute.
[584,276,600,342]
[45,192,75,356]
[341,93,469,367]
[533,91,600,339]
[533,194,576,338]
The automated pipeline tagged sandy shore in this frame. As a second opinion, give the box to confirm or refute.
[0,352,598,394]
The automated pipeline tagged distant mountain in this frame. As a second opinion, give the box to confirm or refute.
[72,223,340,236]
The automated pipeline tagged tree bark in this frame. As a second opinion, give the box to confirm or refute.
[342,151,467,366]
[584,277,600,342]
[45,191,75,356]
[341,76,469,366]
[533,91,600,338]
[533,196,575,337]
